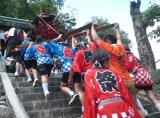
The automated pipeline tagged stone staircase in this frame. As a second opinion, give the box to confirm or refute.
[141,69,160,118]
[6,72,160,118]
[8,73,82,118]
[137,87,160,118]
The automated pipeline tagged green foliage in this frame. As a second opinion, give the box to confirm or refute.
[141,4,160,27]
[91,16,115,38]
[0,0,18,17]
[28,0,58,19]
[92,16,109,26]
[91,16,131,45]
[121,31,131,45]
[16,0,33,20]
[54,13,76,33]
[0,0,63,20]
[141,4,160,42]
[150,26,160,42]
[53,0,64,10]
[0,0,76,32]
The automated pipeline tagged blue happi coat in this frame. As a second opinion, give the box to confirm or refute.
[50,39,75,72]
[24,41,54,65]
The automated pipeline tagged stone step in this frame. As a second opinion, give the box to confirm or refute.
[144,104,159,113]
[137,90,160,102]
[153,90,160,99]
[7,73,25,77]
[153,84,160,90]
[15,86,74,94]
[146,112,160,118]
[28,106,82,118]
[50,74,63,79]
[137,94,151,105]
[23,99,81,111]
[18,92,69,102]
[8,73,62,81]
[15,86,60,94]
[10,77,27,82]
[10,76,62,83]
[12,81,60,87]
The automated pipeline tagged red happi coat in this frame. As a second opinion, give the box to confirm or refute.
[83,69,141,118]
[126,53,153,87]
[125,53,139,73]
[89,42,98,51]
[71,48,94,73]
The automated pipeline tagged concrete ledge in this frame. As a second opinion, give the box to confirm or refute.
[0,72,29,118]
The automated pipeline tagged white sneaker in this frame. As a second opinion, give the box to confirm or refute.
[32,79,39,87]
[27,77,32,82]
[68,93,79,105]
[14,71,19,77]
[155,103,160,111]
[44,91,50,97]
[54,70,58,74]
[142,109,149,116]
[6,57,14,61]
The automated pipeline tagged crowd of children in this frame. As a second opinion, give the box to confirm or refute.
[2,23,160,118]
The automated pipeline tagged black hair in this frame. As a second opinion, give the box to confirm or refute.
[35,35,43,42]
[92,49,110,68]
[58,42,67,46]
[14,29,24,44]
[125,45,131,54]
[27,31,35,38]
[75,41,88,50]
[104,34,117,44]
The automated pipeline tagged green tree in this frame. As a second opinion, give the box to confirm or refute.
[0,0,76,33]
[54,13,76,33]
[141,4,160,42]
[0,0,18,17]
[0,0,53,19]
[15,0,63,20]
[91,16,131,46]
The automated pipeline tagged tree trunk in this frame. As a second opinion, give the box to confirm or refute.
[130,0,156,70]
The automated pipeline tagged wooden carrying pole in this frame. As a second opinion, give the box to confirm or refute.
[11,42,36,52]
[71,23,115,38]
[63,23,93,38]
[37,16,60,35]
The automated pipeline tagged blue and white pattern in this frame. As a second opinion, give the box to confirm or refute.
[19,39,32,57]
[62,62,72,73]
[50,39,74,73]
[24,41,54,65]
[24,46,35,60]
